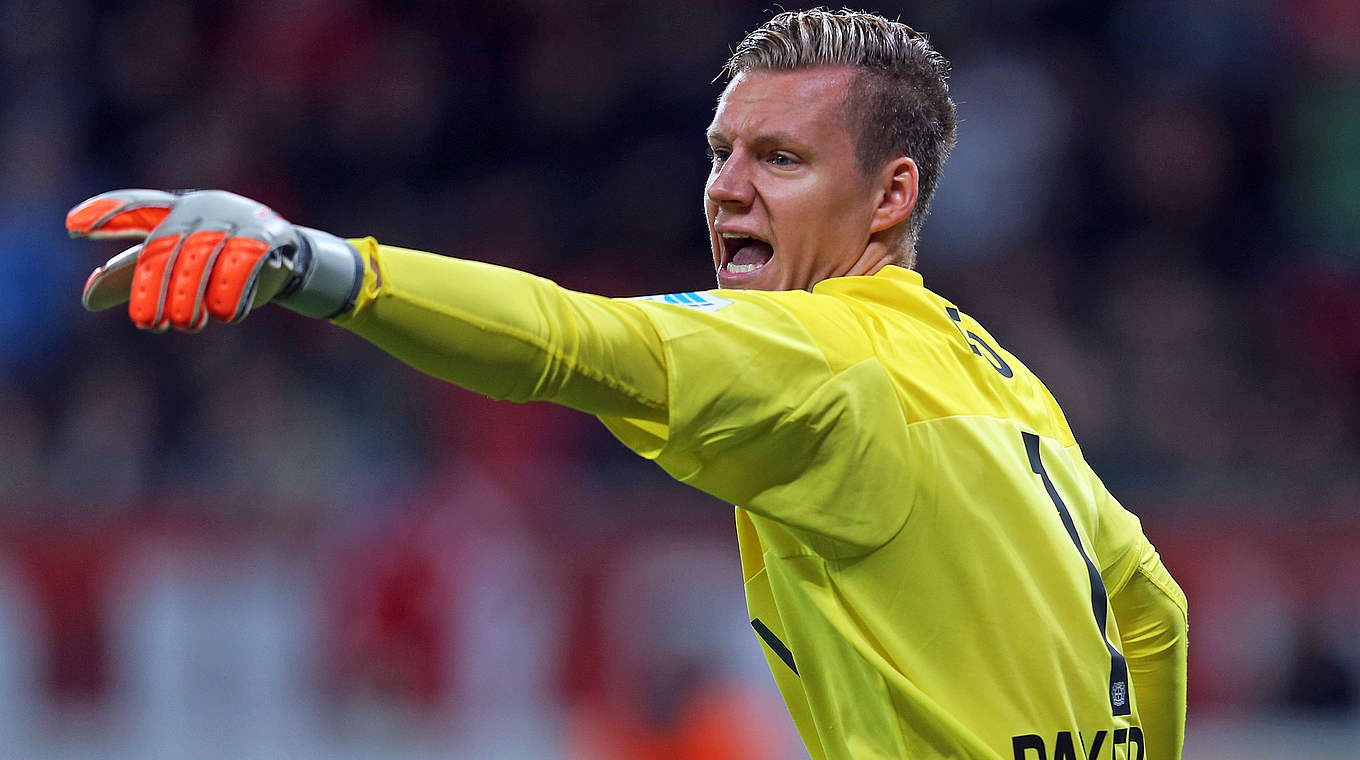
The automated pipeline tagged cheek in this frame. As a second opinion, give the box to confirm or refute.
[808,179,874,238]
[775,184,844,242]
[776,182,870,275]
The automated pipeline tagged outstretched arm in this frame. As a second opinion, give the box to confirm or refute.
[68,189,901,548]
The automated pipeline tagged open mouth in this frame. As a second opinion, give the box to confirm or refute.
[720,233,774,275]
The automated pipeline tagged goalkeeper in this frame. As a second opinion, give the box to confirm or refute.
[67,9,1187,760]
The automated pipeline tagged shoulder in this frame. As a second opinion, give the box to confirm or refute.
[623,285,875,363]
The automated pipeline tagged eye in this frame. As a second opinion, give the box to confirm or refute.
[707,146,730,167]
[769,152,799,169]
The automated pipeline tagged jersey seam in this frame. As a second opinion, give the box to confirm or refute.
[1134,562,1189,619]
[715,371,882,558]
[767,548,824,562]
[787,357,910,560]
[902,411,1057,431]
[840,360,917,561]
[1104,560,1140,598]
[386,287,668,412]
[652,292,838,487]
[865,412,1032,563]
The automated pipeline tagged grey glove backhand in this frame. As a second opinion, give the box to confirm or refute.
[66,189,364,331]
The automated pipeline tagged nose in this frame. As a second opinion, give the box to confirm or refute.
[706,152,754,207]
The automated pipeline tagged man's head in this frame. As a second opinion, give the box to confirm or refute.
[705,9,956,290]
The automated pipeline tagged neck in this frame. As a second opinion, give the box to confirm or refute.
[843,239,901,278]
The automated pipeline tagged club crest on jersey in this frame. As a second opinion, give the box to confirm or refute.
[635,291,733,311]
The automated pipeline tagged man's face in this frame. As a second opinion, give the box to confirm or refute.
[705,66,882,291]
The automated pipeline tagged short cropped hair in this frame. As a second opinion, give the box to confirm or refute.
[722,8,958,259]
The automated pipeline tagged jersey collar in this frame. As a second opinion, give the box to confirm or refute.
[812,263,924,293]
[871,264,924,287]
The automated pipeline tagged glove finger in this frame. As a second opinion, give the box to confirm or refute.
[66,189,177,239]
[165,229,230,330]
[128,231,189,330]
[82,244,142,311]
[203,235,272,323]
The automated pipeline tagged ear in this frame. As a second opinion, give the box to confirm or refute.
[868,157,919,236]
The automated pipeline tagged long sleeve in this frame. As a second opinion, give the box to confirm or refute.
[332,239,670,422]
[328,239,912,550]
[1077,446,1189,759]
[1108,548,1188,759]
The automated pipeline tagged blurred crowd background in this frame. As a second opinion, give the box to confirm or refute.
[1,0,1358,757]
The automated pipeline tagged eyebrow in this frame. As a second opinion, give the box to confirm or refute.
[706,129,809,150]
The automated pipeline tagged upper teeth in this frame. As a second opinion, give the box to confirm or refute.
[721,232,754,239]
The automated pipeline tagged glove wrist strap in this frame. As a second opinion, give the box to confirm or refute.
[275,227,364,319]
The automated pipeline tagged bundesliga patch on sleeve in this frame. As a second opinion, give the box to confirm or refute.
[634,291,733,312]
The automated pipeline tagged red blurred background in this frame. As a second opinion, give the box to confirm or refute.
[1,0,1358,757]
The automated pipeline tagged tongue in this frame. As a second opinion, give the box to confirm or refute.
[733,241,773,267]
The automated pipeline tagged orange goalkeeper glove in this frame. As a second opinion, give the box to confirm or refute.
[67,189,363,331]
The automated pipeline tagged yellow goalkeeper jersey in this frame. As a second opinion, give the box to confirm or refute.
[335,241,1188,760]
